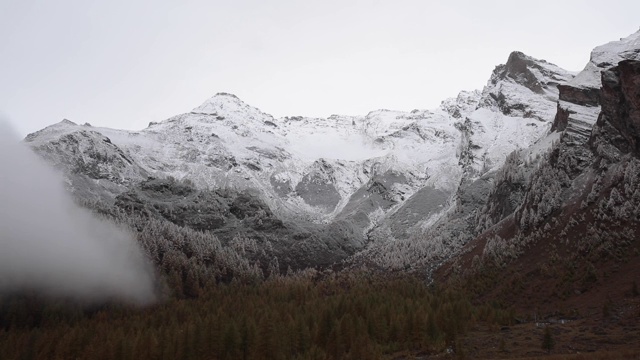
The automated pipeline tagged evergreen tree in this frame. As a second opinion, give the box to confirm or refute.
[542,326,555,354]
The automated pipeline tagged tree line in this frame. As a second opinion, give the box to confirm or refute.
[0,272,514,359]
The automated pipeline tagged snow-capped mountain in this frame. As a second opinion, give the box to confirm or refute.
[26,45,578,269]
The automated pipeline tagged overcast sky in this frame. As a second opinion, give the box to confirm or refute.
[1,0,639,136]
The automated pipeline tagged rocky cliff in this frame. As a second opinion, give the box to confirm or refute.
[590,60,640,156]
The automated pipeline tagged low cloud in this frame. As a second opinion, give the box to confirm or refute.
[0,120,155,304]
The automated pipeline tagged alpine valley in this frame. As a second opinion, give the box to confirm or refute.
[9,29,640,359]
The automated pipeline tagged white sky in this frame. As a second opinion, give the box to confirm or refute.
[1,0,639,136]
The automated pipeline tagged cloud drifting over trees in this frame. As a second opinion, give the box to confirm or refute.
[0,120,155,304]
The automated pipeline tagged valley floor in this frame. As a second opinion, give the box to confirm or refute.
[457,311,640,359]
[386,296,640,359]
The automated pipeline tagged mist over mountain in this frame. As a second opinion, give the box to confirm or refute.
[0,121,155,304]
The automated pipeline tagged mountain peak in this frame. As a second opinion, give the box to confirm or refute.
[211,92,243,102]
[504,51,544,77]
[190,92,274,125]
[24,119,81,143]
[480,51,572,122]
[491,51,570,94]
[59,119,77,126]
[192,92,249,115]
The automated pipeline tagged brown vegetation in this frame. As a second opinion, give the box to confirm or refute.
[0,272,516,360]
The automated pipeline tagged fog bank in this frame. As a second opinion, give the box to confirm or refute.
[0,121,155,304]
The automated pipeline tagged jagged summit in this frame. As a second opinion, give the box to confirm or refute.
[490,51,572,92]
[481,51,573,121]
[60,119,77,126]
[214,92,240,99]
[190,92,273,122]
[191,92,247,113]
[496,51,571,94]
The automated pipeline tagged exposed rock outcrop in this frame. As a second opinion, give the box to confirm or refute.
[497,51,567,94]
[552,30,640,143]
[590,60,640,156]
[550,84,601,140]
[295,159,342,211]
[557,84,600,106]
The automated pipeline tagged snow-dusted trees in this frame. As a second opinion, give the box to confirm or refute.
[513,140,577,231]
[129,214,264,297]
[494,150,526,185]
[78,201,264,298]
[354,212,475,275]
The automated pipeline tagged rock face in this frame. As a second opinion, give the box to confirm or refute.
[550,87,601,141]
[294,159,341,211]
[498,51,568,94]
[557,84,600,107]
[551,30,640,142]
[551,84,601,135]
[591,60,640,156]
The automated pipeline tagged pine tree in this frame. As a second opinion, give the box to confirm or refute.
[239,317,257,360]
[222,321,240,360]
[541,326,555,354]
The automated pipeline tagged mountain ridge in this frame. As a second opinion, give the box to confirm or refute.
[24,43,606,271]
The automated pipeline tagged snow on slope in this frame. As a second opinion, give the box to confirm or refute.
[466,108,551,171]
[359,52,576,242]
[25,120,149,200]
[450,51,574,177]
[570,29,640,90]
[26,53,572,240]
[482,51,574,121]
